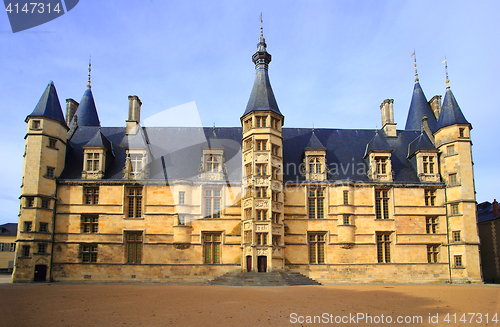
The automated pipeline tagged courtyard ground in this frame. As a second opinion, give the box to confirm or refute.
[0,279,499,327]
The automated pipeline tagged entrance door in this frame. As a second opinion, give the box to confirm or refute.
[34,265,47,282]
[246,256,252,272]
[257,256,267,273]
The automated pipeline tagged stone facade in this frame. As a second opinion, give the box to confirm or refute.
[12,30,482,284]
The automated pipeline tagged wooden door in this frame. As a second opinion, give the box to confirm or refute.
[257,256,267,272]
[246,256,252,272]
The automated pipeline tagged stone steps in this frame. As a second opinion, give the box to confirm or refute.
[208,271,322,286]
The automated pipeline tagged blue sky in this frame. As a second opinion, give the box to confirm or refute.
[0,0,498,224]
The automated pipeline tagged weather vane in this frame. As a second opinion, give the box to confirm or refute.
[87,55,92,89]
[443,56,450,88]
[412,50,419,82]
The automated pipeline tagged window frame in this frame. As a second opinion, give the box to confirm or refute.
[447,145,455,156]
[39,222,48,233]
[46,166,55,179]
[82,215,99,233]
[454,255,463,268]
[308,188,325,219]
[204,188,222,218]
[424,189,436,206]
[376,232,391,263]
[21,245,30,257]
[451,204,459,216]
[126,187,143,218]
[24,221,32,232]
[256,233,268,245]
[343,215,350,225]
[126,232,143,264]
[37,243,47,254]
[86,153,100,172]
[81,244,98,263]
[452,231,461,242]
[48,138,57,149]
[375,157,387,174]
[375,189,390,219]
[203,233,221,264]
[256,140,267,151]
[308,233,326,264]
[449,173,458,186]
[84,187,99,205]
[427,245,439,263]
[426,217,438,234]
[178,191,185,205]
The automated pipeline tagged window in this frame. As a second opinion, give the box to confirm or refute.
[32,120,41,129]
[81,245,98,263]
[39,223,48,233]
[46,166,55,178]
[272,168,280,180]
[426,217,438,234]
[309,158,321,174]
[84,187,99,204]
[38,243,47,254]
[272,192,279,202]
[130,154,143,173]
[343,191,349,205]
[82,216,98,233]
[256,187,267,198]
[308,188,324,219]
[273,212,279,223]
[126,187,143,218]
[86,153,100,171]
[256,140,267,151]
[272,235,280,245]
[376,233,391,263]
[272,144,280,156]
[244,230,252,243]
[452,231,461,242]
[271,118,280,130]
[204,233,221,264]
[9,243,16,252]
[425,190,436,206]
[126,232,142,263]
[256,116,267,127]
[427,245,439,263]
[447,145,455,156]
[22,245,30,257]
[178,215,186,225]
[206,155,220,172]
[41,199,49,209]
[244,139,252,150]
[179,191,185,204]
[309,233,325,264]
[454,255,463,268]
[256,210,267,221]
[244,118,252,131]
[449,173,458,186]
[375,157,387,174]
[256,233,268,245]
[423,156,434,174]
[451,204,459,216]
[459,128,465,138]
[375,190,390,219]
[204,189,221,218]
[48,138,57,149]
[343,215,350,225]
[244,208,252,220]
[26,197,34,208]
[245,164,252,177]
[256,164,267,176]
[24,221,32,232]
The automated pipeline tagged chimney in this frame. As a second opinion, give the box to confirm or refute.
[380,99,397,137]
[65,98,79,126]
[429,95,442,120]
[422,115,435,144]
[493,199,499,217]
[126,95,142,134]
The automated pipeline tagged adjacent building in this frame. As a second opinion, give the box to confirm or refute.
[12,27,482,284]
[477,200,500,283]
[0,223,18,272]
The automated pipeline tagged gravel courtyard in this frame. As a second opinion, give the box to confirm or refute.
[0,281,499,326]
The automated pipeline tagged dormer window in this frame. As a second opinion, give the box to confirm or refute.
[415,152,439,182]
[199,148,224,180]
[309,158,322,173]
[206,155,220,172]
[375,157,387,174]
[123,150,149,180]
[86,153,100,172]
[367,153,393,182]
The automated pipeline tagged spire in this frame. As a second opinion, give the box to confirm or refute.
[305,130,326,150]
[74,88,100,127]
[243,15,282,118]
[443,56,450,89]
[405,54,437,132]
[26,81,67,127]
[87,55,91,89]
[435,87,470,132]
[412,50,419,82]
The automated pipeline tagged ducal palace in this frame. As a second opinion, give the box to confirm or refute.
[12,27,481,284]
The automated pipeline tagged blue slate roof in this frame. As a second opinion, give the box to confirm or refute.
[27,81,67,127]
[0,223,17,236]
[405,82,437,132]
[243,67,282,117]
[364,130,392,158]
[304,131,326,150]
[60,126,431,185]
[73,88,100,127]
[477,201,500,223]
[435,88,470,131]
[85,128,114,155]
[407,132,437,158]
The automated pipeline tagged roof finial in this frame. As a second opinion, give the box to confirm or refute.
[443,56,450,89]
[260,12,263,37]
[412,50,419,82]
[312,123,315,133]
[87,55,92,89]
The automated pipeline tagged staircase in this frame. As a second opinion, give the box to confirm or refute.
[208,271,321,286]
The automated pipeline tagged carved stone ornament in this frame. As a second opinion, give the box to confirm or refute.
[256,224,268,231]
[243,198,252,207]
[254,177,269,186]
[255,200,268,208]
[257,248,268,256]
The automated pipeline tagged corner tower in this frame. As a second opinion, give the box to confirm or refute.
[433,64,481,283]
[240,18,285,272]
[13,81,68,282]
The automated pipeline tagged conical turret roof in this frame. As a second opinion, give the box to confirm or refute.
[435,88,470,131]
[26,81,67,127]
[304,131,326,150]
[75,87,100,127]
[405,82,437,132]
